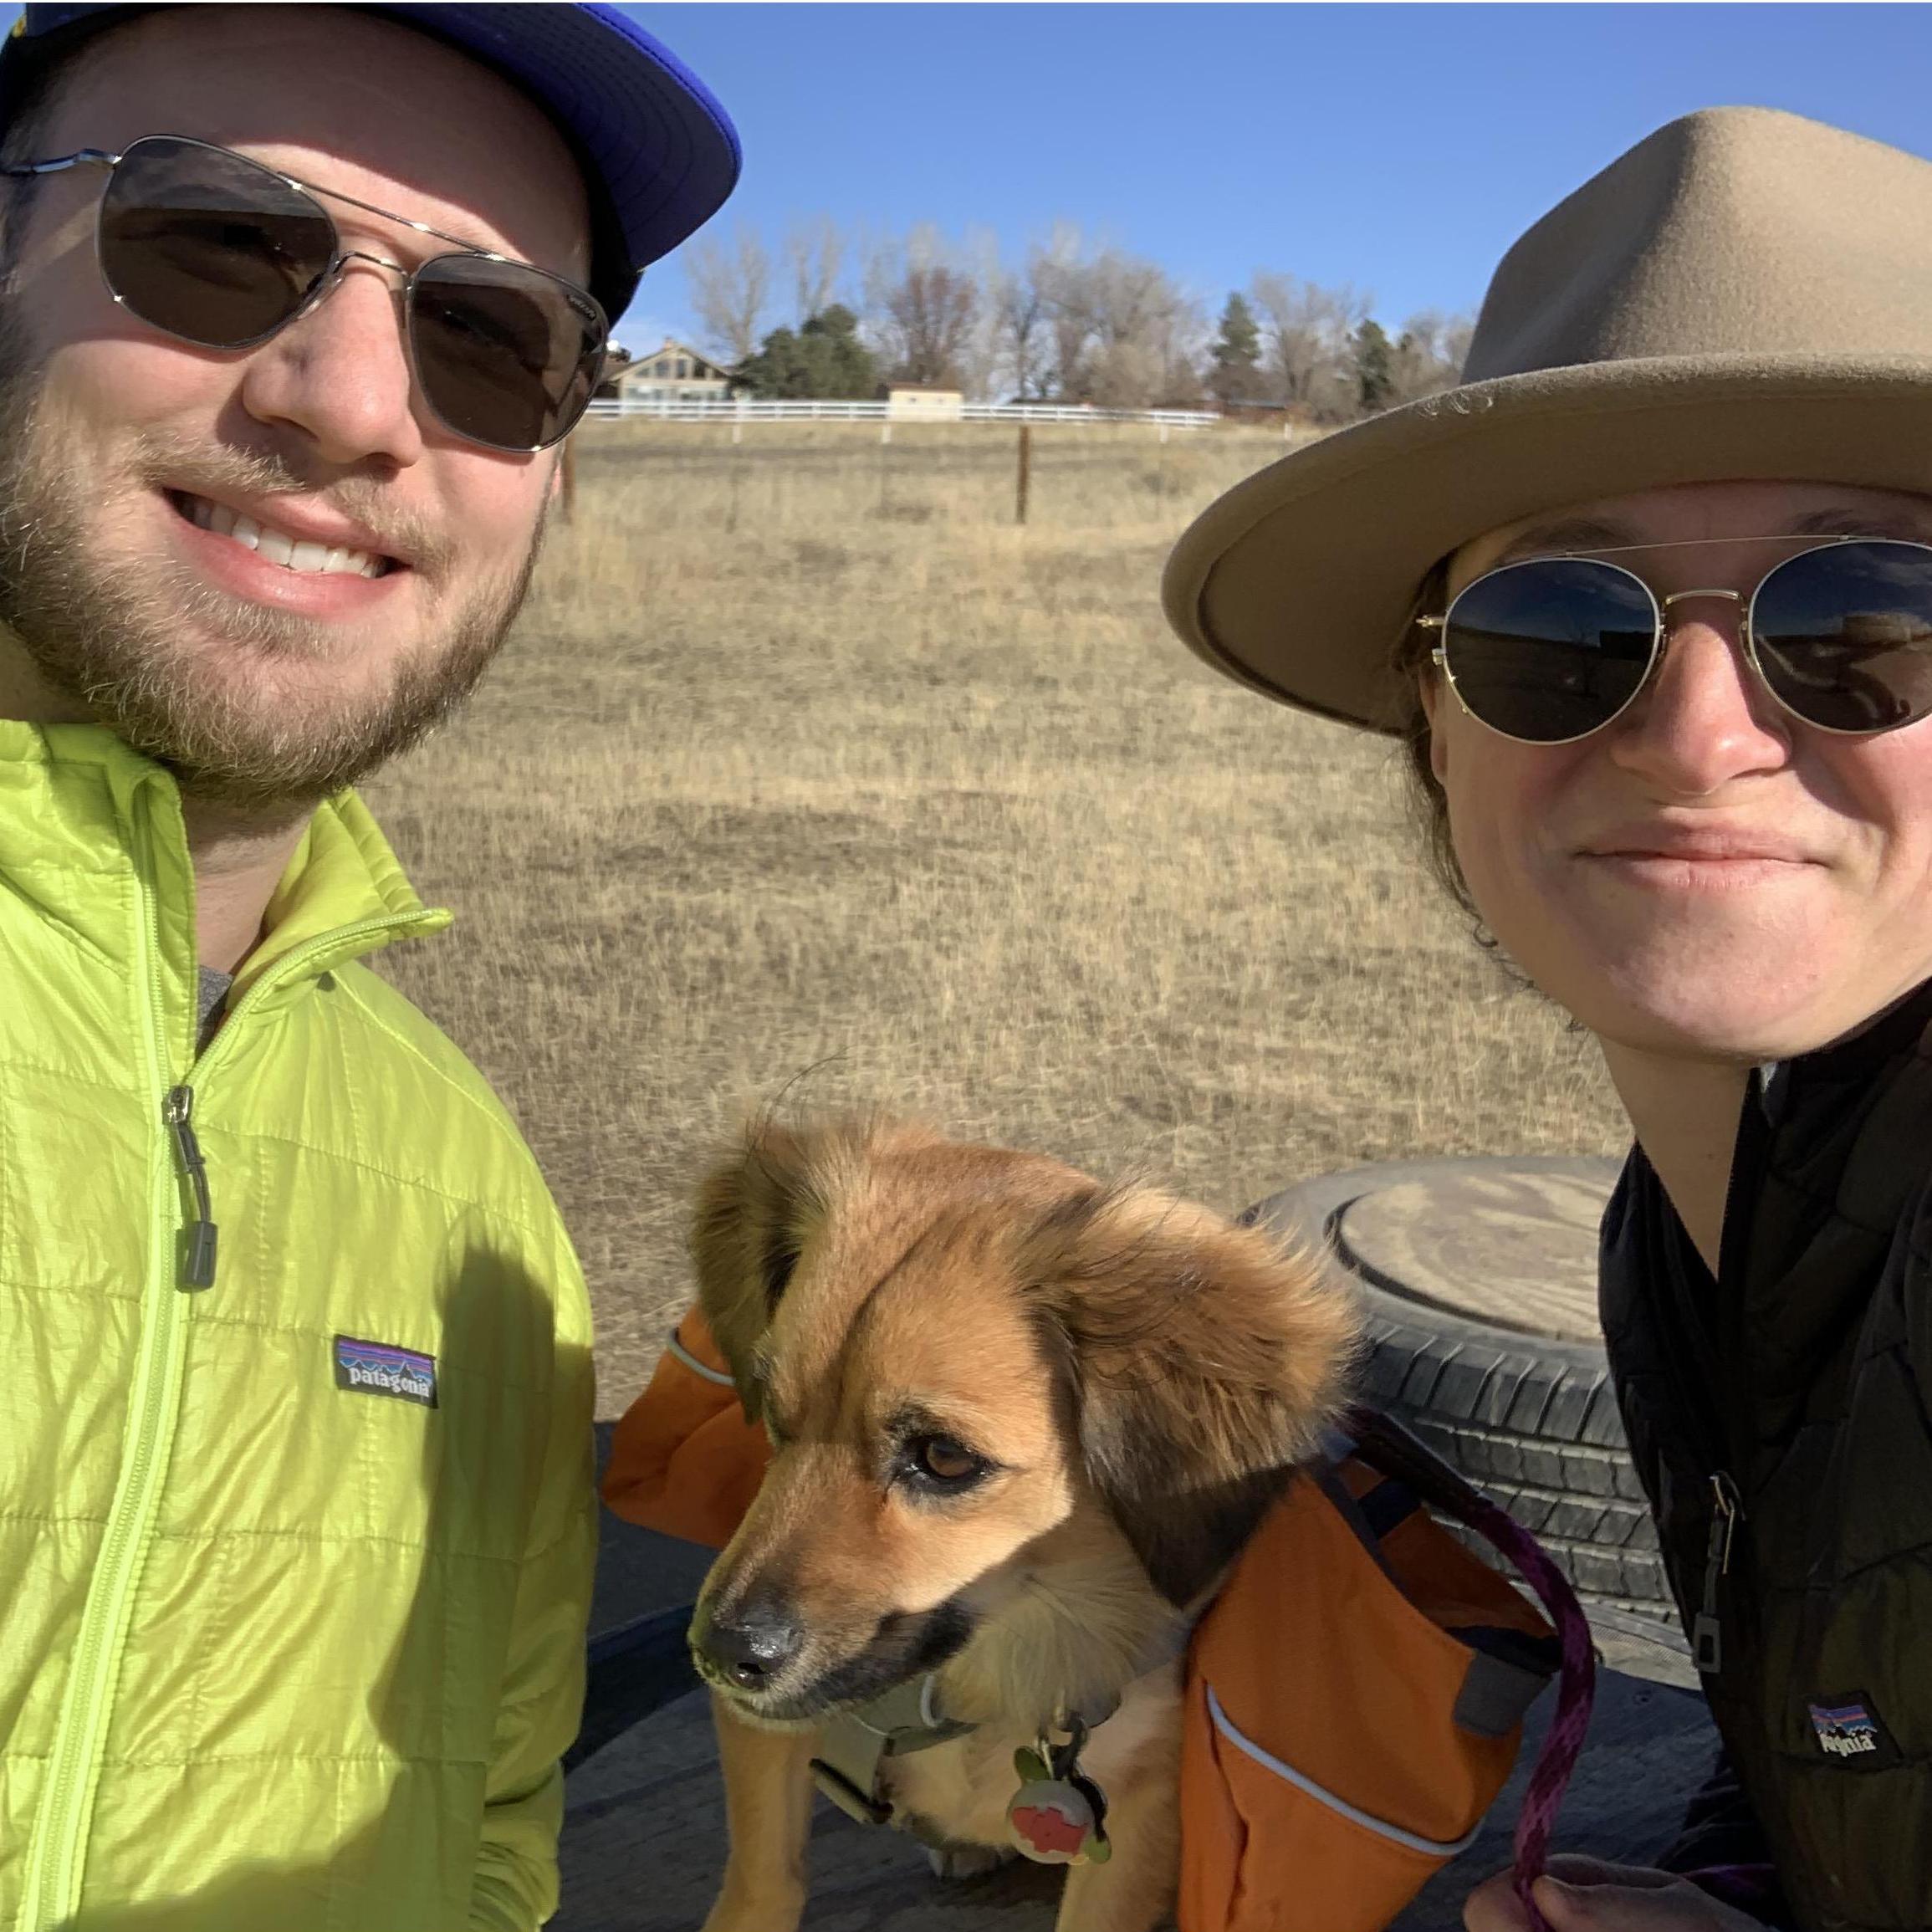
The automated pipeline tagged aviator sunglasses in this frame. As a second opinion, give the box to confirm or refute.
[1419,535,1932,744]
[0,133,611,452]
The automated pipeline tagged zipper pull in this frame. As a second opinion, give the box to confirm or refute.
[163,1085,218,1290]
[1692,1471,1742,1674]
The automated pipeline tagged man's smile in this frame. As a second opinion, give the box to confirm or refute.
[157,485,419,621]
[166,489,399,580]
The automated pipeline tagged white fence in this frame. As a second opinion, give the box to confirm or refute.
[585,396,1222,431]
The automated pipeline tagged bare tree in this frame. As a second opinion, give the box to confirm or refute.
[1030,224,1096,400]
[957,227,1006,402]
[1086,250,1201,406]
[1249,271,1369,419]
[684,226,772,364]
[1029,234,1200,406]
[785,215,844,324]
[1388,309,1474,406]
[684,221,1454,416]
[990,263,1050,399]
[865,225,981,388]
[880,263,979,386]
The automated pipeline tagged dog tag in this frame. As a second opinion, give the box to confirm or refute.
[1008,1737,1112,1867]
[1066,1771,1112,1864]
[1007,1776,1102,1865]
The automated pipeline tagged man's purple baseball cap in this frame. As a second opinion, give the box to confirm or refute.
[0,3,742,320]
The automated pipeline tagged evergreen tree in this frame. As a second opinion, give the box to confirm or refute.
[733,304,880,399]
[1352,318,1394,415]
[1208,291,1264,405]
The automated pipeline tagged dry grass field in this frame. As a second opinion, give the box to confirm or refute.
[361,419,1627,1413]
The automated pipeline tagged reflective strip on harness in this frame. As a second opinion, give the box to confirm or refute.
[1204,1684,1482,1859]
[666,1332,736,1388]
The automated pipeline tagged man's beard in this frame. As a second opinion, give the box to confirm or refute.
[0,379,546,814]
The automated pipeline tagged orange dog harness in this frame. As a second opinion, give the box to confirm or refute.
[606,1311,1594,1932]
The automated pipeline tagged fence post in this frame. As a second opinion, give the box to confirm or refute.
[1015,422,1031,526]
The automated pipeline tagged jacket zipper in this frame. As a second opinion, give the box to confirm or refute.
[18,792,422,1923]
[18,795,197,1931]
[1692,1470,1743,1674]
[164,1085,219,1290]
[1687,1067,1773,1684]
[150,915,411,1299]
[1643,1150,1739,1677]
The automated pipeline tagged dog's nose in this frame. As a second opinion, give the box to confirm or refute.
[692,1594,805,1690]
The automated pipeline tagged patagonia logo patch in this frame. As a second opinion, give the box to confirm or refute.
[334,1335,437,1408]
[1808,1693,1896,1766]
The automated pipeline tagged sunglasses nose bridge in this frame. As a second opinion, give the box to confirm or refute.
[1650,584,1753,680]
[1622,584,1802,759]
[330,248,413,289]
[289,249,417,342]
[1658,586,1746,613]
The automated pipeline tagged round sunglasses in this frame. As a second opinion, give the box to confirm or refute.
[0,133,611,453]
[1419,535,1932,744]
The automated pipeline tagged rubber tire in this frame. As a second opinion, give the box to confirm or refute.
[1245,1160,1674,1619]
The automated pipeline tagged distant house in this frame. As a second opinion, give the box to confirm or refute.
[880,381,964,421]
[601,339,732,402]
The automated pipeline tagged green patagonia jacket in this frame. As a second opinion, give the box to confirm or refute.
[0,723,597,1931]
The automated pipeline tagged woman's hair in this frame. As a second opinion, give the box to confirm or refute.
[1390,555,1482,922]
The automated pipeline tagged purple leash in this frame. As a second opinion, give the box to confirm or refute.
[1458,1488,1599,1931]
[1347,1408,1598,1932]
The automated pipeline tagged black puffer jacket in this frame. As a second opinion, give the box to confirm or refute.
[1600,980,1932,1932]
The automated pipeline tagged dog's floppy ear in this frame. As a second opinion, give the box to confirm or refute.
[689,1120,822,1421]
[1027,1188,1358,1607]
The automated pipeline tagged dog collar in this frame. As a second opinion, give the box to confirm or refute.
[806,1618,1194,1843]
[809,1674,976,1828]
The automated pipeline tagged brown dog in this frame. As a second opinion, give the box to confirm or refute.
[684,1117,1358,1932]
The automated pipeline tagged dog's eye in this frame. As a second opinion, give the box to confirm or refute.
[903,1434,986,1490]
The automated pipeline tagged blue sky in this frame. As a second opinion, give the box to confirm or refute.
[5,4,1928,351]
[620,2,1932,348]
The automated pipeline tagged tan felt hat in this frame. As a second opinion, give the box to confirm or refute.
[1162,106,1932,734]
